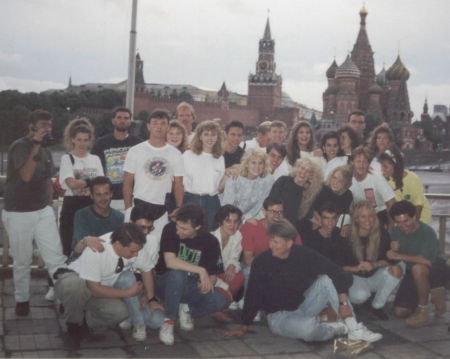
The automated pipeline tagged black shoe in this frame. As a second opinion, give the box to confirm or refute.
[66,322,82,351]
[15,301,30,316]
[371,307,389,320]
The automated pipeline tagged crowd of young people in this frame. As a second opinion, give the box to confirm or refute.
[3,104,447,351]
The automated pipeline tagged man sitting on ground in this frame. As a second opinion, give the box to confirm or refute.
[225,219,382,343]
[155,203,229,345]
[387,200,449,327]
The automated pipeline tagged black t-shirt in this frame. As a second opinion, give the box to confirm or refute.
[269,175,303,226]
[4,137,54,212]
[155,222,224,275]
[313,186,353,221]
[224,146,244,168]
[91,133,142,199]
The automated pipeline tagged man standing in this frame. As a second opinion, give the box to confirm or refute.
[91,107,142,211]
[2,110,67,316]
[387,200,448,327]
[266,143,289,181]
[244,121,271,151]
[226,220,382,343]
[223,121,245,169]
[155,204,228,345]
[268,120,287,144]
[348,110,366,139]
[123,109,184,238]
[175,102,196,142]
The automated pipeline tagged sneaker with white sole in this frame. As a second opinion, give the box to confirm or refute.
[348,323,383,342]
[228,301,240,310]
[119,319,132,330]
[253,311,262,322]
[178,303,194,331]
[132,324,146,341]
[322,320,348,336]
[159,320,175,345]
[45,287,55,301]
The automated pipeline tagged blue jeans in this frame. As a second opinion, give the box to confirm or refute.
[114,270,164,328]
[155,270,226,321]
[184,192,220,230]
[267,275,349,342]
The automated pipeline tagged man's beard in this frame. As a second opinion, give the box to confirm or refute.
[114,125,130,132]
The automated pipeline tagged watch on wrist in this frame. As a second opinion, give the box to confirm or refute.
[148,296,158,303]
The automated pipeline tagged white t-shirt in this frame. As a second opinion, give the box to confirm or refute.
[273,159,290,181]
[320,156,348,181]
[350,173,395,213]
[60,153,104,196]
[123,142,184,205]
[183,150,225,196]
[370,158,382,177]
[68,232,159,287]
[244,138,265,152]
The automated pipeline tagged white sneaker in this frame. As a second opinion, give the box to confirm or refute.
[238,298,244,310]
[178,303,194,331]
[45,287,55,301]
[322,320,348,336]
[253,311,262,322]
[159,320,175,345]
[348,323,383,343]
[132,324,147,341]
[119,318,132,330]
[228,301,239,310]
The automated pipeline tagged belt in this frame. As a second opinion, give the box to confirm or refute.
[53,268,75,280]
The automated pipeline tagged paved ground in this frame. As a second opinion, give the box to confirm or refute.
[1,272,450,359]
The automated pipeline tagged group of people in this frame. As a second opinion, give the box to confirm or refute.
[2,104,447,351]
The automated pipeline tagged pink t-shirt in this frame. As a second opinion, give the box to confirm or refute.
[241,219,302,258]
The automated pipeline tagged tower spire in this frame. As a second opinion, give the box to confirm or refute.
[263,15,271,40]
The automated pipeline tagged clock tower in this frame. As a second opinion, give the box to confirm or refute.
[248,17,282,122]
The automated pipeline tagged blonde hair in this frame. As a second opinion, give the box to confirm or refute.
[349,200,381,262]
[176,102,196,121]
[190,120,224,158]
[292,157,323,219]
[326,165,353,194]
[239,148,272,178]
[63,117,95,151]
[167,119,188,152]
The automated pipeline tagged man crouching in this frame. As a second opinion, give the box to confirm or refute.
[226,219,382,343]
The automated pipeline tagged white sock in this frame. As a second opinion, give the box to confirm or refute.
[344,316,359,331]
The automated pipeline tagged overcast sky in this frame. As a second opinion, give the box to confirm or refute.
[1,0,449,119]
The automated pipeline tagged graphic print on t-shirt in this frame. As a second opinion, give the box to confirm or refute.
[104,147,130,184]
[177,243,201,265]
[364,188,377,208]
[145,156,169,180]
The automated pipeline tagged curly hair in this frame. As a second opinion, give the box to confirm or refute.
[367,123,395,156]
[349,200,381,262]
[292,157,323,219]
[167,119,188,152]
[286,121,314,166]
[321,131,344,160]
[337,125,361,153]
[239,148,272,178]
[190,120,224,158]
[63,117,95,151]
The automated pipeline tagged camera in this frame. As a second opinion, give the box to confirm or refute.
[32,126,55,147]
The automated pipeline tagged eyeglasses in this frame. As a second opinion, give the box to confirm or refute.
[266,209,283,216]
[115,257,124,273]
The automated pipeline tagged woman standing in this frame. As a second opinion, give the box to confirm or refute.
[286,121,317,167]
[379,147,432,224]
[221,149,273,221]
[59,117,104,256]
[344,201,404,319]
[183,120,225,229]
[337,126,360,160]
[367,123,395,176]
[319,131,347,181]
[167,119,188,152]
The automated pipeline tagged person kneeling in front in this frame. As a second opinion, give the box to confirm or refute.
[225,219,382,343]
[54,223,148,350]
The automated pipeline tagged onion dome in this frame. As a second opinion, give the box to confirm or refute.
[376,67,388,86]
[368,83,383,94]
[386,55,410,81]
[335,55,361,79]
[326,59,338,79]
